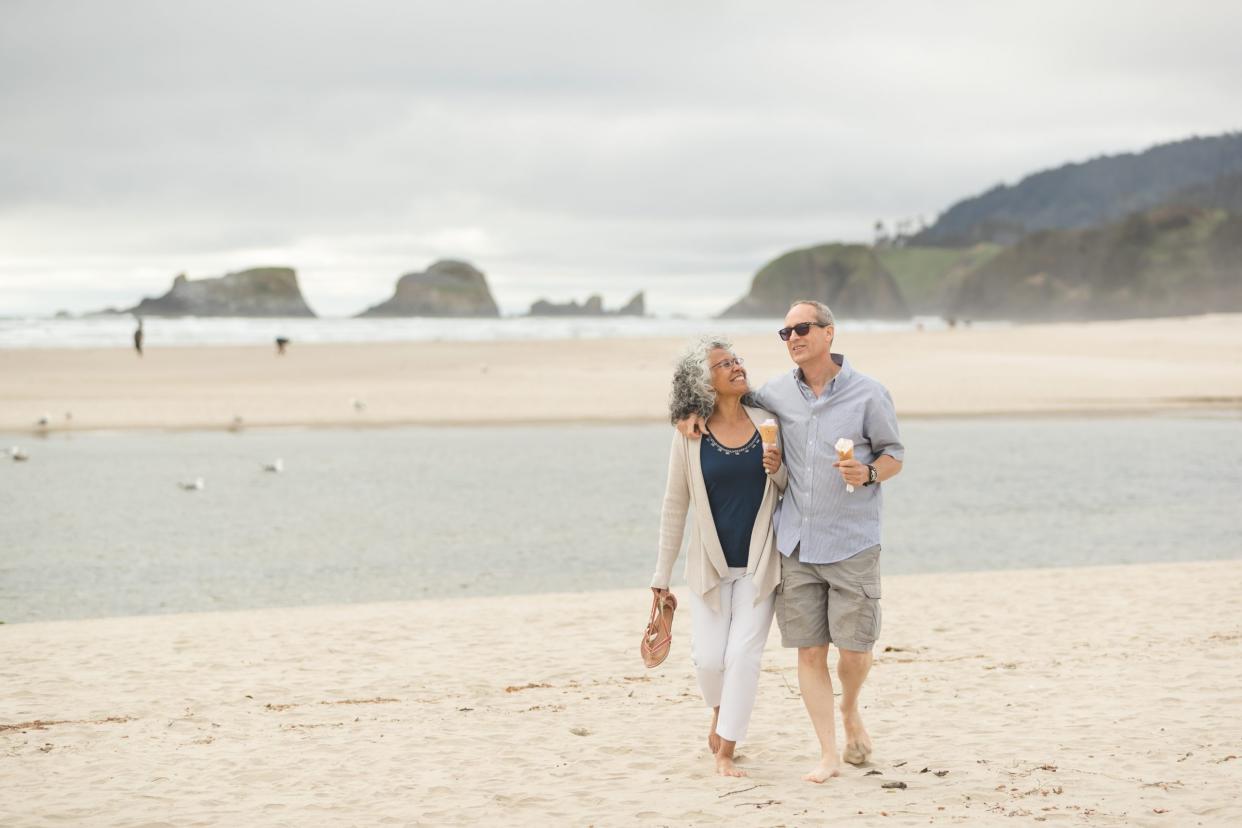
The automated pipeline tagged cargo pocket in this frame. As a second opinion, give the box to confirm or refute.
[855,581,882,644]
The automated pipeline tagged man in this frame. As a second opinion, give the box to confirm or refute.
[678,299,904,783]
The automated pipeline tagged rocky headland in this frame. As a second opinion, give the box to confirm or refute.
[719,244,909,319]
[947,205,1242,320]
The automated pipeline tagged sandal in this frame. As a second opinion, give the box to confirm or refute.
[640,591,678,668]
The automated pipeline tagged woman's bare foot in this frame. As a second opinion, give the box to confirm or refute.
[715,738,746,777]
[803,757,841,783]
[707,707,721,755]
[841,708,872,765]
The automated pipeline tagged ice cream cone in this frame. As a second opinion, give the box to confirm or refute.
[758,418,778,448]
[834,437,856,493]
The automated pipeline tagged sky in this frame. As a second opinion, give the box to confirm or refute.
[2,0,1240,317]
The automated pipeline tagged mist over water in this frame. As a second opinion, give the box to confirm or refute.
[0,315,982,349]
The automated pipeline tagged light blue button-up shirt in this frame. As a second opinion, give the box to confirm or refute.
[750,354,904,565]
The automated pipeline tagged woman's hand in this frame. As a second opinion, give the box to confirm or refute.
[762,445,782,474]
[675,414,706,438]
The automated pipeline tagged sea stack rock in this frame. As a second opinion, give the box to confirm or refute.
[357,260,500,317]
[719,244,910,319]
[128,268,316,317]
[529,294,603,316]
[527,290,646,317]
[616,291,645,316]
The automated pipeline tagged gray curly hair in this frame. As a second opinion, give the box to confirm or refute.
[668,335,736,424]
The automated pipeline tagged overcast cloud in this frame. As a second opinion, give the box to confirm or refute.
[2,0,1239,316]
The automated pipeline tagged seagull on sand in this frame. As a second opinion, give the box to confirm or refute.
[35,414,50,428]
[9,446,29,462]
[352,398,367,412]
[261,458,284,473]
[178,477,206,491]
[229,415,244,432]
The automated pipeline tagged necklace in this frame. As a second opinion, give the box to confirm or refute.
[704,428,760,456]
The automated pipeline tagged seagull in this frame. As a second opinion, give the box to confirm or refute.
[261,458,284,473]
[352,398,367,412]
[36,414,50,428]
[9,446,29,462]
[64,411,73,422]
[178,477,205,491]
[229,415,244,432]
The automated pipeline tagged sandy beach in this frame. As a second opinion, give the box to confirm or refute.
[1,560,1239,826]
[2,315,1241,431]
[3,314,1239,825]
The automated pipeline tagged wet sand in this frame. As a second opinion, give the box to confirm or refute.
[2,314,1240,431]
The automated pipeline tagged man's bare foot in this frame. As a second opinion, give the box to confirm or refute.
[803,757,841,783]
[716,754,747,777]
[841,708,872,765]
[707,708,721,755]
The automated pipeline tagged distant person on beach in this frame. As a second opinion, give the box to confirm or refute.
[652,336,786,778]
[677,300,904,783]
[275,336,289,355]
[133,319,144,357]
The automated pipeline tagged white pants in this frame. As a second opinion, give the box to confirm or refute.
[688,568,775,744]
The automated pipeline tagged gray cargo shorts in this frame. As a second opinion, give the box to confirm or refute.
[775,544,882,652]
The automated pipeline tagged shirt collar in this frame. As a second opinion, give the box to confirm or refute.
[794,353,852,397]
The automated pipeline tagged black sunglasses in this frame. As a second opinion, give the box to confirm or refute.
[778,322,828,341]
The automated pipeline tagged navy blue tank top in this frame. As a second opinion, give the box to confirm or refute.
[700,427,766,568]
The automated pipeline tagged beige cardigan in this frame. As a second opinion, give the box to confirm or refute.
[651,405,788,611]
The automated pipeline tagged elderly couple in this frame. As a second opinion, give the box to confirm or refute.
[651,299,905,781]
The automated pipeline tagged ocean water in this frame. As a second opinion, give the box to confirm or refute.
[1,414,1239,623]
[0,314,982,349]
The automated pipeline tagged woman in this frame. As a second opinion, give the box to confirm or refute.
[650,336,786,777]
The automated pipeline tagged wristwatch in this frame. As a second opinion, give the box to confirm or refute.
[863,464,879,486]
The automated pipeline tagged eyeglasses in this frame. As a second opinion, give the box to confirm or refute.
[711,356,745,371]
[778,322,828,341]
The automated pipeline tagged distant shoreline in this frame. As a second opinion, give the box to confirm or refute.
[0,313,987,350]
[2,314,1239,431]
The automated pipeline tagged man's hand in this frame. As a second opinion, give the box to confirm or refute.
[651,587,670,599]
[833,458,868,487]
[762,445,782,474]
[675,414,707,438]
